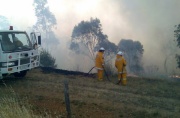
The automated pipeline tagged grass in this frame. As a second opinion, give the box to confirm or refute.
[0,84,34,118]
[0,83,61,118]
[106,76,180,118]
[0,69,180,118]
[0,97,35,118]
[68,75,180,118]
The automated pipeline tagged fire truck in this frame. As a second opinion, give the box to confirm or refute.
[0,26,41,79]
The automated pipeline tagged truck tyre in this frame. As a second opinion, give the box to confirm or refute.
[14,70,27,78]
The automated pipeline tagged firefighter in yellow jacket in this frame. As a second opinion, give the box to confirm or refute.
[115,51,127,85]
[95,47,105,81]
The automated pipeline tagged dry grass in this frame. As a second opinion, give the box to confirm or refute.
[0,82,60,118]
[0,68,180,118]
[0,85,41,118]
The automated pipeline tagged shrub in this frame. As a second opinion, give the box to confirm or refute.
[40,48,57,68]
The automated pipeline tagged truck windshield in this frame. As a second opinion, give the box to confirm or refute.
[0,32,33,52]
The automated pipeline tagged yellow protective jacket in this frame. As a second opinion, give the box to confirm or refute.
[95,52,104,70]
[115,55,126,73]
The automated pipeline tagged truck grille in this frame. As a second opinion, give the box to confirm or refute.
[20,58,30,65]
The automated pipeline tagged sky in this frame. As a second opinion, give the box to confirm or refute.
[0,0,180,74]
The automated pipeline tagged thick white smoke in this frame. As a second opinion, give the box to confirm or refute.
[1,0,180,74]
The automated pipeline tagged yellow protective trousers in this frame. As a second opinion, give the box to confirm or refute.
[118,73,127,85]
[97,69,103,81]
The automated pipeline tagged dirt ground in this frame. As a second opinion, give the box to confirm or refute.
[1,68,180,118]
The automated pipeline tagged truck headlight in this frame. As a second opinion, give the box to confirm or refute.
[2,62,15,67]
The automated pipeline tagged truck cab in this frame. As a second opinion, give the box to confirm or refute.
[0,26,41,79]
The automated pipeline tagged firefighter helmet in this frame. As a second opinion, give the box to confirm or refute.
[99,47,105,51]
[117,51,123,55]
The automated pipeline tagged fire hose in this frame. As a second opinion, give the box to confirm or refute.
[87,66,111,82]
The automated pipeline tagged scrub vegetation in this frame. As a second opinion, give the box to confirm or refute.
[0,68,179,118]
[40,48,57,68]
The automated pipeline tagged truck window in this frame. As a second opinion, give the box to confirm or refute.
[0,33,14,51]
[0,32,33,52]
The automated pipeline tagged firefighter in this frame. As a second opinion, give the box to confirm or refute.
[95,47,105,81]
[14,37,23,47]
[115,51,127,85]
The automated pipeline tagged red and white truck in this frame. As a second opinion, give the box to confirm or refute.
[0,26,41,79]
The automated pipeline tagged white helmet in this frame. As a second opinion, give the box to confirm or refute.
[99,47,105,51]
[117,51,123,55]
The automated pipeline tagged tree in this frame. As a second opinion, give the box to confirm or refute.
[70,17,117,60]
[40,48,57,68]
[163,39,177,74]
[33,0,59,46]
[174,24,180,68]
[118,39,144,74]
[0,16,10,30]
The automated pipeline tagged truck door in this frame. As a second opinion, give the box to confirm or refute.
[30,32,37,49]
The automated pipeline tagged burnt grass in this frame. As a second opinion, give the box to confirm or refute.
[0,67,180,118]
[40,67,96,77]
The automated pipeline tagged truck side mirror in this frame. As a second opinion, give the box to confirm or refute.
[38,36,41,45]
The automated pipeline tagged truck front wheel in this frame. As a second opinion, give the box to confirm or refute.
[14,70,27,78]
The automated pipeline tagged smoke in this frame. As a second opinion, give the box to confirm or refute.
[1,0,180,74]
[49,0,180,74]
[0,0,36,30]
[117,0,180,74]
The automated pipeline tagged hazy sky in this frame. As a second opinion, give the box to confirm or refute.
[0,0,180,73]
